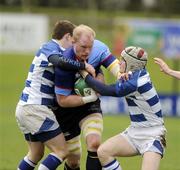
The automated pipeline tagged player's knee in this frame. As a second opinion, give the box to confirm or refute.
[97,144,107,159]
[53,147,69,160]
[87,135,101,150]
[67,158,80,169]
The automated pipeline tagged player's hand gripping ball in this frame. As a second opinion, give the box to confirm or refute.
[74,77,93,96]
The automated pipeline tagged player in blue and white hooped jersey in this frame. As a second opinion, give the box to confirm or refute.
[54,25,120,170]
[15,20,95,170]
[81,46,167,170]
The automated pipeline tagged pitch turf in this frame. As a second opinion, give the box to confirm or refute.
[0,114,180,170]
[0,54,179,170]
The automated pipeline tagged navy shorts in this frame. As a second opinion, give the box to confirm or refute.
[53,99,102,141]
[24,127,62,143]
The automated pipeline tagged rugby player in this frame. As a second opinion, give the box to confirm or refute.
[54,24,120,170]
[81,46,167,170]
[15,20,95,170]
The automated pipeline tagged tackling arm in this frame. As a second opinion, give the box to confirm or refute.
[49,55,96,77]
[49,54,85,70]
[85,74,117,96]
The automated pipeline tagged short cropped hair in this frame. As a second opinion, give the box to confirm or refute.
[52,20,76,40]
[73,24,96,42]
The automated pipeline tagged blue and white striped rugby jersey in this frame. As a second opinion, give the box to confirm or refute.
[116,69,164,127]
[19,39,65,106]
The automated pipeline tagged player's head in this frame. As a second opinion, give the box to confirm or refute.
[52,20,76,48]
[72,24,96,61]
[120,46,148,72]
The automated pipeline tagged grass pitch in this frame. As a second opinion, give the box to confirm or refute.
[0,54,179,170]
[0,114,180,170]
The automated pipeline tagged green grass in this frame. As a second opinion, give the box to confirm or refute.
[0,114,180,170]
[0,53,179,170]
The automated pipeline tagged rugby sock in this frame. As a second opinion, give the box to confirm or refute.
[86,151,101,170]
[103,159,122,170]
[64,162,80,170]
[38,153,63,170]
[18,156,36,170]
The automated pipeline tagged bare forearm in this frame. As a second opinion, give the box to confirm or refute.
[56,92,98,107]
[56,95,84,108]
[168,69,180,79]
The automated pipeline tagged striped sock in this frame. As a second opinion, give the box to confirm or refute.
[38,153,63,170]
[103,159,122,170]
[18,156,36,170]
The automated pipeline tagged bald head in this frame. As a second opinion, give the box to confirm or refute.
[73,24,96,42]
[72,25,96,61]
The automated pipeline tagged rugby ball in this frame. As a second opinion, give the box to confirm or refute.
[74,77,92,96]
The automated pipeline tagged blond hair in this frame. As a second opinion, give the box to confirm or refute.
[73,24,96,42]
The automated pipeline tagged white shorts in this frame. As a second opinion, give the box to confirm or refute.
[121,125,166,156]
[15,103,59,135]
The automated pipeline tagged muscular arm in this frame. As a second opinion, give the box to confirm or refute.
[56,94,85,107]
[49,54,85,70]
[56,92,98,108]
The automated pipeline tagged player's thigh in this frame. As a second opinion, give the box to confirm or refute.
[44,133,67,153]
[80,113,103,138]
[141,152,161,170]
[98,134,137,157]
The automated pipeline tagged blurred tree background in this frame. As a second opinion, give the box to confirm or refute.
[0,0,180,15]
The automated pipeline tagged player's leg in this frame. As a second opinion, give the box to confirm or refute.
[80,113,103,170]
[38,130,68,170]
[97,134,137,170]
[141,152,161,170]
[16,105,44,169]
[53,106,82,170]
[64,136,81,170]
[141,135,166,170]
[140,127,166,170]
[17,135,44,170]
[64,155,81,170]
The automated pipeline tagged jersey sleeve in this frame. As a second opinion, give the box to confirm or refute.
[115,78,137,97]
[36,41,63,59]
[97,43,120,79]
[43,44,61,58]
[54,67,75,96]
[85,73,138,97]
[85,74,118,96]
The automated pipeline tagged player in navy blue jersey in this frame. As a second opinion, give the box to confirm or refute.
[15,20,95,170]
[81,46,167,170]
[54,24,121,170]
